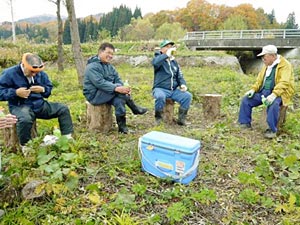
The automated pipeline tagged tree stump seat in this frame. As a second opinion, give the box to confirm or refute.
[163,98,175,124]
[260,105,288,131]
[86,101,113,133]
[2,121,37,151]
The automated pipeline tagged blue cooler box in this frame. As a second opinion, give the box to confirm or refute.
[139,131,201,184]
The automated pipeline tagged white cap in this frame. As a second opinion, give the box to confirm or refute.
[257,45,278,57]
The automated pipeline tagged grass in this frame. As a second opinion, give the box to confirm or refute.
[0,61,300,224]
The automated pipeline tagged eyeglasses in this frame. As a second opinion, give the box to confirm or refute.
[31,64,44,69]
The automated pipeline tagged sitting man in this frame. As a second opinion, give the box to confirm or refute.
[0,53,74,150]
[238,45,295,138]
[152,39,192,125]
[83,42,148,134]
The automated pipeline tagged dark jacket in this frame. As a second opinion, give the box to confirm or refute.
[151,51,186,90]
[0,64,53,111]
[83,55,123,105]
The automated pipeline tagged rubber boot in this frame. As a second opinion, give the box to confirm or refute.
[155,110,163,125]
[177,107,188,126]
[116,115,129,134]
[126,98,148,115]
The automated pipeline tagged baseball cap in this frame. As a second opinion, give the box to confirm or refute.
[257,45,278,57]
[22,53,45,72]
[160,39,175,48]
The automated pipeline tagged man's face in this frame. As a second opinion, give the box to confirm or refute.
[23,66,38,77]
[261,54,277,66]
[161,44,173,54]
[99,47,114,63]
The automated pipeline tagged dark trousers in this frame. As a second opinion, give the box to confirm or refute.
[10,101,73,145]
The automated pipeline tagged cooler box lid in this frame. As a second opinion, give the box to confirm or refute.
[140,131,201,154]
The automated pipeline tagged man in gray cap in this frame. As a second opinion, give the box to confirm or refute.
[0,53,74,153]
[151,39,192,125]
[238,45,295,138]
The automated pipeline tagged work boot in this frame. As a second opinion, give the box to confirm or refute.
[126,98,148,115]
[177,107,188,126]
[116,115,129,134]
[155,110,163,125]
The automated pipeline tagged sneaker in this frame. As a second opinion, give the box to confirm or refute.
[264,129,277,139]
[239,123,252,129]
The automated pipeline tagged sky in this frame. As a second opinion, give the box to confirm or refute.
[0,0,299,25]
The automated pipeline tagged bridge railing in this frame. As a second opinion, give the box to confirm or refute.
[184,29,300,40]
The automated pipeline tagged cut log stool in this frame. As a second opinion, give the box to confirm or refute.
[86,101,113,132]
[260,105,288,131]
[200,94,222,120]
[2,121,37,151]
[163,98,175,124]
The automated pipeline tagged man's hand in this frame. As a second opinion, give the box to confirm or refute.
[16,87,31,98]
[115,86,131,95]
[166,47,176,57]
[30,85,45,93]
[0,114,17,129]
[266,93,276,105]
[245,89,255,98]
[180,84,188,92]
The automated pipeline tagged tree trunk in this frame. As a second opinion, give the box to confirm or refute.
[9,0,16,43]
[49,0,64,71]
[65,0,85,86]
[56,0,64,71]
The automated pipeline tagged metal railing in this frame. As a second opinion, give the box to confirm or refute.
[184,29,300,40]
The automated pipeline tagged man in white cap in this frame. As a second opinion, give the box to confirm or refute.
[238,45,295,138]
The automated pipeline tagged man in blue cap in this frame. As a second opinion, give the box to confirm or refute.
[151,40,192,125]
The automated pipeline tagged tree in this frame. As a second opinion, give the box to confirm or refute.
[8,0,16,42]
[65,0,85,86]
[221,15,247,30]
[285,12,299,29]
[49,0,64,71]
[155,22,186,41]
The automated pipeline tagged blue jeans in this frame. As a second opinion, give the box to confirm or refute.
[10,101,73,145]
[152,88,192,111]
[238,89,282,132]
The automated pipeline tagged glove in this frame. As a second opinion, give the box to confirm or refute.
[166,47,176,57]
[180,84,188,92]
[265,93,276,105]
[245,89,255,98]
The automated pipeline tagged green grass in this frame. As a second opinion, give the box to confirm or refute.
[0,62,300,225]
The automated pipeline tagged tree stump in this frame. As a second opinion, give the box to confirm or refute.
[2,121,37,151]
[86,101,113,132]
[163,98,175,124]
[277,105,288,129]
[260,105,288,131]
[200,94,222,120]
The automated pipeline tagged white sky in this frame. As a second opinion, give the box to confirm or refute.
[0,0,299,25]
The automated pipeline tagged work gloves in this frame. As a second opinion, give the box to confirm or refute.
[245,89,255,98]
[180,84,188,92]
[166,47,176,58]
[265,93,276,105]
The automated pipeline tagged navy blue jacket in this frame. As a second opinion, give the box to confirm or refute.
[83,55,123,105]
[152,51,186,90]
[0,64,53,111]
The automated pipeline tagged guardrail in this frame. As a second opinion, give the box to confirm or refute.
[184,29,300,40]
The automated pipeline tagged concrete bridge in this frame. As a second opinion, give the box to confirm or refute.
[184,29,300,55]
